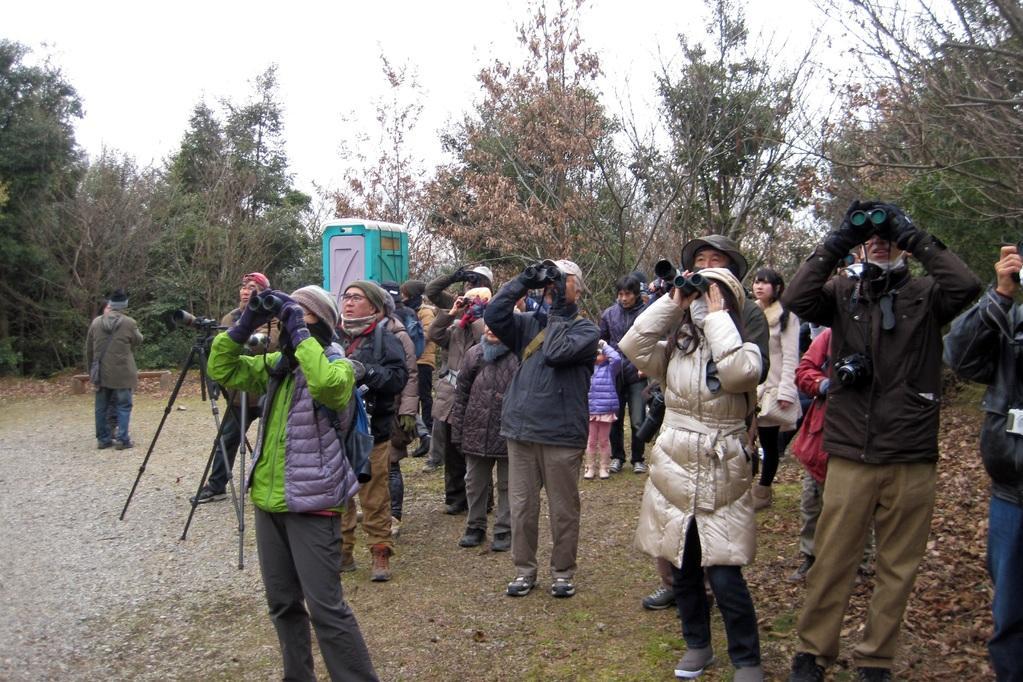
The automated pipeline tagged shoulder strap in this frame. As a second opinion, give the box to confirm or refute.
[96,316,123,364]
[521,328,547,363]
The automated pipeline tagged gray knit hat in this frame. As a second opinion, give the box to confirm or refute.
[108,289,128,311]
[345,280,390,316]
[290,285,338,329]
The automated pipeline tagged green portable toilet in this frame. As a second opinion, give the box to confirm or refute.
[321,218,409,304]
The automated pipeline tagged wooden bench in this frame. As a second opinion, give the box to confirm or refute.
[71,370,174,394]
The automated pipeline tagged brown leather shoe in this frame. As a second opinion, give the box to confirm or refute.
[370,544,392,582]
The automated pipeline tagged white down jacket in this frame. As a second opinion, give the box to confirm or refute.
[619,288,762,567]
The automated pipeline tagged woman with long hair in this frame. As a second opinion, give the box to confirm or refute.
[620,267,764,681]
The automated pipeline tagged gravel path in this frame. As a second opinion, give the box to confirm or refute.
[0,391,271,680]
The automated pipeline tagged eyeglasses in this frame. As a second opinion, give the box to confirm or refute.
[341,293,367,303]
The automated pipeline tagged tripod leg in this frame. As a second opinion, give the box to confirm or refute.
[120,345,199,520]
[237,394,247,570]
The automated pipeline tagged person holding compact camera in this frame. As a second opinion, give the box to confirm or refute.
[424,266,493,498]
[193,272,280,505]
[944,244,1023,682]
[484,258,599,599]
[207,284,378,681]
[783,201,980,682]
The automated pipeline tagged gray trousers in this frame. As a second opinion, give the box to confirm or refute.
[507,439,583,581]
[254,509,378,682]
[465,453,510,535]
[800,471,823,557]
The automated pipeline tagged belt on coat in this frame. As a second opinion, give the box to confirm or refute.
[662,411,747,513]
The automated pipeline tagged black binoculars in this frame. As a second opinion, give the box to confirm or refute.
[849,208,887,228]
[653,259,710,297]
[247,291,284,315]
[522,262,563,285]
[172,309,218,328]
[246,333,269,352]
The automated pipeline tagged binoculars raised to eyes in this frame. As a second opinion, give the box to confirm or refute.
[247,292,285,314]
[849,208,888,228]
[653,259,710,297]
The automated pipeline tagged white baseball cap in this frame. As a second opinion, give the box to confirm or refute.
[543,259,585,292]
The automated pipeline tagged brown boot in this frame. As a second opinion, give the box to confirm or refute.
[340,545,356,573]
[751,484,772,511]
[370,544,392,582]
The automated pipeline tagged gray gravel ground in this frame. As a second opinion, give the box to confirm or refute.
[0,390,276,681]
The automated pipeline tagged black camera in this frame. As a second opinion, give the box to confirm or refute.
[635,389,666,443]
[835,352,873,388]
[172,310,218,329]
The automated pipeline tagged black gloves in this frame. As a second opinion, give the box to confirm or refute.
[875,203,922,251]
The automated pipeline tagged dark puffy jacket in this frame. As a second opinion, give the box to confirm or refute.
[484,278,600,448]
[450,342,519,458]
[338,322,408,443]
[782,233,981,464]
[944,289,1023,505]
[599,301,646,384]
[588,344,621,415]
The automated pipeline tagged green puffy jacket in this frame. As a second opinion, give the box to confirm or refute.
[207,333,355,513]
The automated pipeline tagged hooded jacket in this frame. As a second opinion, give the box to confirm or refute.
[782,232,981,464]
[944,289,1023,505]
[588,344,622,415]
[620,270,762,567]
[450,341,519,458]
[85,311,144,389]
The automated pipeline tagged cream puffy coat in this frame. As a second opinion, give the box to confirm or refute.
[619,292,762,568]
[755,300,801,430]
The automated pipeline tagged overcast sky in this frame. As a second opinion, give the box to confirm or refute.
[5,0,828,196]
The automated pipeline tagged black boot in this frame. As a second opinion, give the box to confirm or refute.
[458,527,485,547]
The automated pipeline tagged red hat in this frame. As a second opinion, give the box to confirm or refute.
[242,272,271,291]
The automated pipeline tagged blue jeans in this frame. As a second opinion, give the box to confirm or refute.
[95,387,133,444]
[610,379,647,463]
[989,496,1023,681]
[672,520,761,668]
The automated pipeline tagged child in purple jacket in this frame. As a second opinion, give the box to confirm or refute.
[586,340,621,479]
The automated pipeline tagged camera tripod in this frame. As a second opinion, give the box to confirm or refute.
[120,324,252,569]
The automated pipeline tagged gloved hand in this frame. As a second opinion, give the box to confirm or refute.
[548,274,570,316]
[227,300,272,344]
[399,414,417,440]
[875,203,921,251]
[279,301,310,347]
[818,378,830,396]
[347,359,367,382]
[824,200,877,258]
[597,339,607,352]
[517,262,550,289]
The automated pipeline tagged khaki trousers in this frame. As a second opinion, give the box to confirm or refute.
[341,440,393,551]
[507,439,582,581]
[797,457,936,669]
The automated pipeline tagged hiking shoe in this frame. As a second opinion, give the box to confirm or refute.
[97,440,113,450]
[857,667,892,682]
[445,501,468,515]
[458,527,485,547]
[550,577,576,598]
[114,439,134,450]
[633,461,649,474]
[422,459,441,473]
[190,486,227,505]
[674,646,714,678]
[788,553,815,582]
[506,575,535,597]
[491,532,511,552]
[733,665,764,682]
[609,459,623,474]
[411,434,431,458]
[642,585,675,610]
[370,544,392,582]
[340,546,356,573]
[788,653,825,682]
